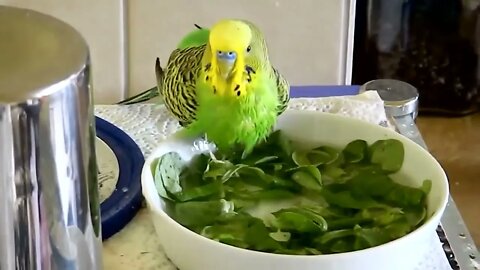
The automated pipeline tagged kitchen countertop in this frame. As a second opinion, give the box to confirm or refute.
[102,208,173,269]
[417,112,480,247]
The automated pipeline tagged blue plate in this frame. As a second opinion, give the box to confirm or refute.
[290,85,360,98]
[95,116,145,240]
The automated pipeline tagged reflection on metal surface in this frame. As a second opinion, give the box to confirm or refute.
[0,6,102,270]
[392,114,427,147]
[0,106,17,269]
[360,78,419,119]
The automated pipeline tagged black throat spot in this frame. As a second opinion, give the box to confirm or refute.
[246,66,255,83]
[205,63,211,72]
[245,66,256,75]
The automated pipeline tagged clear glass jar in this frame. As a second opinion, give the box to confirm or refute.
[352,0,480,116]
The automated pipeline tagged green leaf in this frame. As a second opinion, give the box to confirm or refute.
[404,206,427,228]
[244,130,293,162]
[244,219,283,251]
[200,213,251,246]
[267,175,298,189]
[321,165,347,184]
[173,199,234,227]
[289,166,322,191]
[268,130,294,157]
[353,236,371,251]
[421,179,433,195]
[326,215,371,230]
[272,207,328,233]
[383,184,426,208]
[152,157,173,201]
[312,146,341,164]
[353,225,392,247]
[345,171,427,208]
[347,172,396,198]
[230,198,257,210]
[153,152,186,201]
[384,221,412,239]
[203,159,235,180]
[271,163,284,172]
[359,208,404,226]
[315,229,355,245]
[236,166,270,185]
[321,189,386,209]
[269,231,291,242]
[343,163,387,177]
[234,189,297,201]
[187,153,211,175]
[175,181,224,202]
[202,213,283,252]
[237,152,278,168]
[301,205,350,219]
[292,150,333,166]
[343,139,368,163]
[329,238,355,253]
[368,139,405,172]
[221,164,250,182]
[254,156,279,165]
[278,247,323,255]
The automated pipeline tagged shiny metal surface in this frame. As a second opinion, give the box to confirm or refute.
[362,79,480,269]
[0,6,102,270]
[360,79,419,118]
[0,6,88,104]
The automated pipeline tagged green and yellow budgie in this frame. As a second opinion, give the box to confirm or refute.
[157,19,290,156]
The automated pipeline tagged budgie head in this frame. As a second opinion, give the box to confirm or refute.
[204,19,269,98]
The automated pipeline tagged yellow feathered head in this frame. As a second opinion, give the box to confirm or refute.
[205,19,269,97]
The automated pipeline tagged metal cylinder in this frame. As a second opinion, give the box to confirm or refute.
[359,79,419,119]
[0,5,102,270]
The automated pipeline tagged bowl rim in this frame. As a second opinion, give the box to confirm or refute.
[141,110,450,258]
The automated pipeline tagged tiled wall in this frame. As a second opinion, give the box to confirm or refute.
[2,0,356,104]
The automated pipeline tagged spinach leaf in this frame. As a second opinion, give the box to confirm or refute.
[368,139,405,173]
[289,165,322,192]
[292,150,333,166]
[201,213,283,252]
[174,199,234,227]
[272,207,328,233]
[321,189,386,209]
[343,139,368,163]
[353,225,392,247]
[153,152,186,201]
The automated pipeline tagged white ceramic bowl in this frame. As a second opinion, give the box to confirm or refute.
[141,110,449,270]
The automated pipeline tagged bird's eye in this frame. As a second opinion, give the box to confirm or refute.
[246,45,251,53]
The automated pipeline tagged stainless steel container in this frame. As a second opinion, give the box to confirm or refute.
[0,6,102,270]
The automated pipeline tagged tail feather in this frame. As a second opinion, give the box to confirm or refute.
[116,86,158,105]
